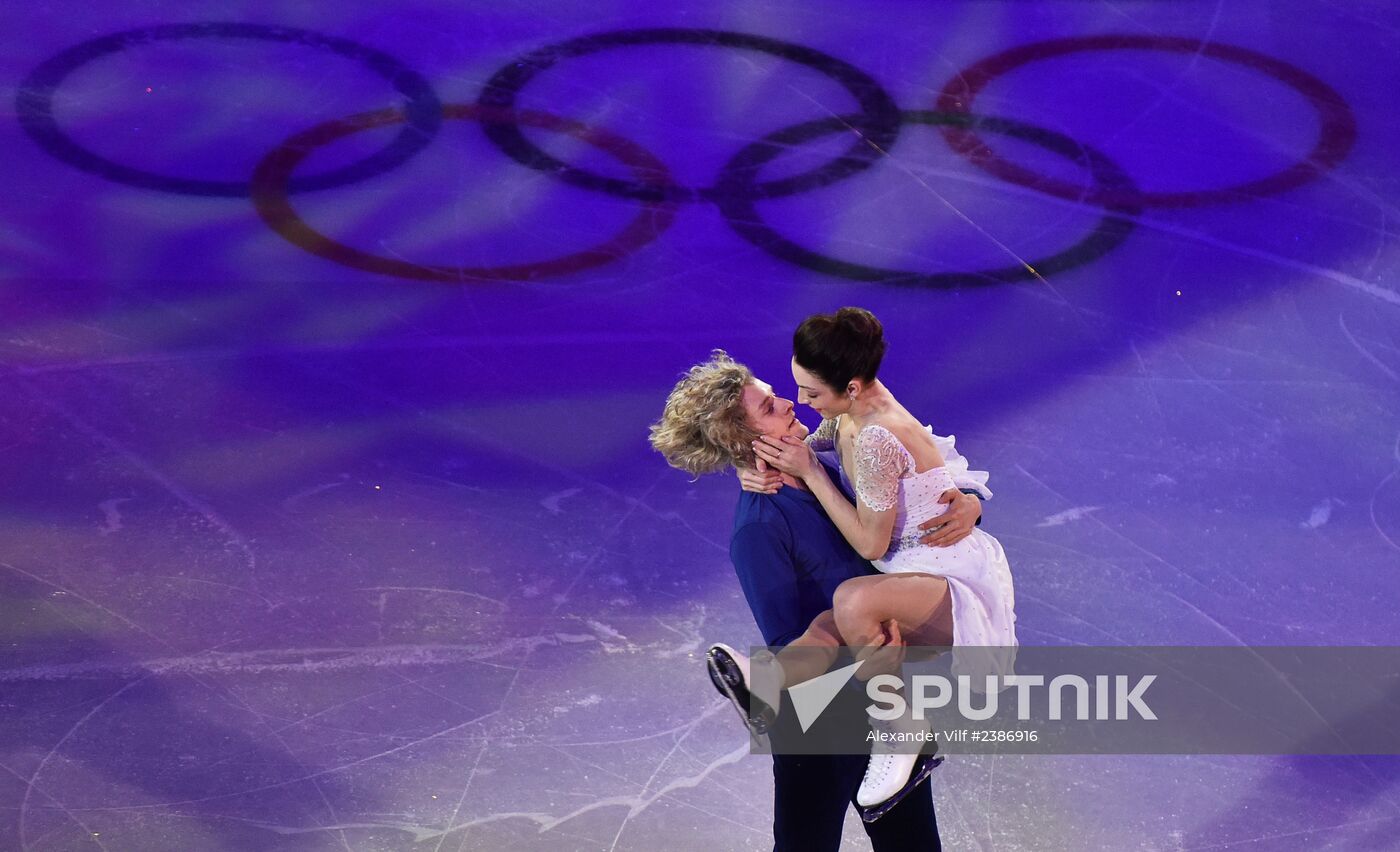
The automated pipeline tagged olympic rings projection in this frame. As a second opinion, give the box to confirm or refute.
[15,25,1359,284]
[251,105,677,282]
[717,111,1141,288]
[16,22,442,197]
[936,34,1358,208]
[475,28,902,203]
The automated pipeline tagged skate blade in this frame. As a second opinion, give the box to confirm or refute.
[705,651,771,736]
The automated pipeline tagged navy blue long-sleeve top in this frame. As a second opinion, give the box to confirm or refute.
[728,459,876,648]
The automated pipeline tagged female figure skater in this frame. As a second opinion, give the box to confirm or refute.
[706,307,1017,819]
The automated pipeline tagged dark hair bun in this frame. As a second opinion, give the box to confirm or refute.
[834,306,882,345]
[793,307,887,391]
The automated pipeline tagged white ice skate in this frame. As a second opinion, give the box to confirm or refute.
[855,715,943,822]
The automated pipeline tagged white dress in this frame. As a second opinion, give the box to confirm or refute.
[810,418,1018,651]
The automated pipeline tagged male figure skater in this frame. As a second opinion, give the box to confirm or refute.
[650,351,986,851]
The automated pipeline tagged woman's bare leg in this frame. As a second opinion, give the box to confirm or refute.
[739,574,948,698]
[772,608,843,687]
[832,573,952,680]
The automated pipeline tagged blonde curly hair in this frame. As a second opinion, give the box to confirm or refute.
[649,350,761,475]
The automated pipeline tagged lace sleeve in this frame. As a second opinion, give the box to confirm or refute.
[805,416,838,451]
[853,425,910,512]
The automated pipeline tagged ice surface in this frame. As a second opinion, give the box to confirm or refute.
[1,1,1399,849]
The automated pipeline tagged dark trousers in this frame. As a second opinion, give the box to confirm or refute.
[771,750,940,851]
